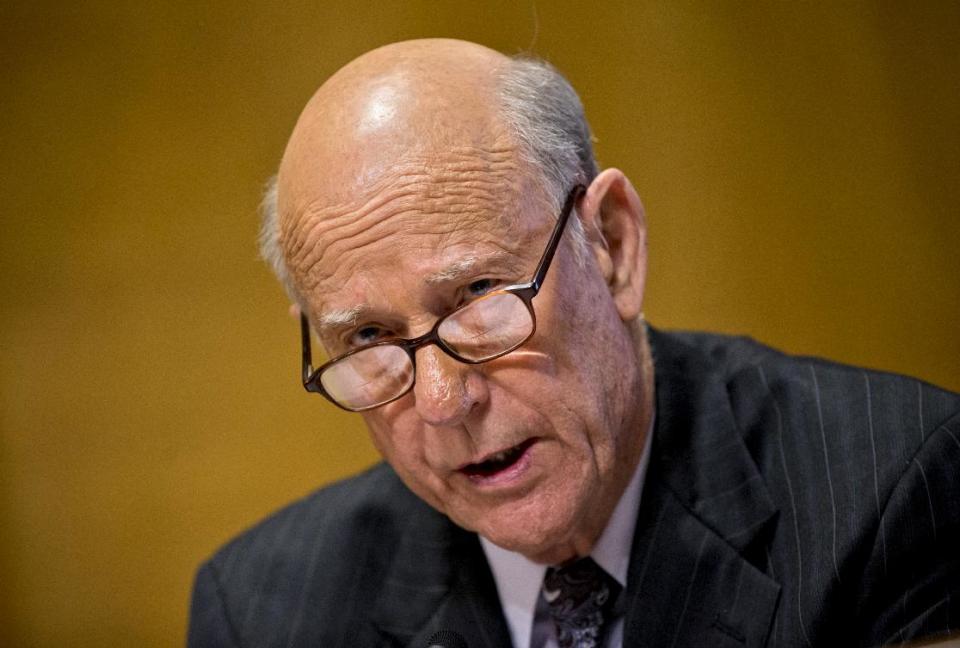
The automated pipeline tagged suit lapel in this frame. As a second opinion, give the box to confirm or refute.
[368,502,512,648]
[622,330,782,647]
[403,535,514,648]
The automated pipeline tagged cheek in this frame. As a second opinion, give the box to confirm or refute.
[536,280,635,459]
[538,254,622,364]
[364,414,426,480]
[490,361,612,478]
[362,410,458,511]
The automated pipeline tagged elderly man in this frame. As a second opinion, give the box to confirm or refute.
[188,40,960,647]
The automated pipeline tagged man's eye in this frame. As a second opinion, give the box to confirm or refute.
[350,326,385,346]
[466,278,496,297]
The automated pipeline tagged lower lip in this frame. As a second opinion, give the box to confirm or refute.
[461,439,537,487]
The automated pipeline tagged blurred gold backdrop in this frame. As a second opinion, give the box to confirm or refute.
[1,2,958,646]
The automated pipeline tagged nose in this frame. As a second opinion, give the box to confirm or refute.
[413,345,487,427]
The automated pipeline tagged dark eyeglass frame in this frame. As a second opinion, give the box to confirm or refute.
[300,184,587,411]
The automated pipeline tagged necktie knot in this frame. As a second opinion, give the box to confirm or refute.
[542,557,622,648]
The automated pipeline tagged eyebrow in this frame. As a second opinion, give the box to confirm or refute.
[316,305,364,331]
[423,250,523,286]
[423,256,481,285]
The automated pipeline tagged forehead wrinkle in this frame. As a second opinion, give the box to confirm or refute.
[280,170,423,278]
[286,169,522,296]
[302,200,487,295]
[280,140,520,267]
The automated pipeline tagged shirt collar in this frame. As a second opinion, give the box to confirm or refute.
[480,414,655,648]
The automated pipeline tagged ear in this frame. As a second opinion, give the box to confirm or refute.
[578,169,648,322]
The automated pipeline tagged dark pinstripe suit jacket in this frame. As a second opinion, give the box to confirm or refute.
[188,329,960,647]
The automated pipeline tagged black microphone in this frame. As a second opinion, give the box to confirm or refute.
[425,629,468,648]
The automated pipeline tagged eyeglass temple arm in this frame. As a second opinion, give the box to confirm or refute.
[530,185,585,293]
[300,313,314,383]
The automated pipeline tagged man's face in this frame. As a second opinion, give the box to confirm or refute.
[285,150,646,562]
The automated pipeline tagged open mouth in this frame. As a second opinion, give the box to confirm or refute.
[460,438,536,480]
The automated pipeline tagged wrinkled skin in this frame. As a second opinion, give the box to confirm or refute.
[276,39,654,564]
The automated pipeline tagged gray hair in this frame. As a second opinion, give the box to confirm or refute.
[258,55,599,304]
[496,56,598,222]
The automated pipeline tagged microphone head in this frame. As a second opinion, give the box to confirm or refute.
[426,629,468,648]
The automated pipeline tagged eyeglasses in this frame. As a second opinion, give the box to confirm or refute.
[300,184,586,411]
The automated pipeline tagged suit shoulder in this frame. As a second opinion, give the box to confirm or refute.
[196,463,426,610]
[734,337,960,437]
[190,464,446,645]
[204,462,419,571]
[659,327,960,428]
[654,327,960,484]
[654,328,785,377]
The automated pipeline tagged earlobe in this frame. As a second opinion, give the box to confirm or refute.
[581,169,648,322]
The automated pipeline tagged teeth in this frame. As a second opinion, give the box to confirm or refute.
[460,440,534,477]
[488,450,510,463]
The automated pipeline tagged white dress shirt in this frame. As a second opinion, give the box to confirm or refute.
[480,419,654,648]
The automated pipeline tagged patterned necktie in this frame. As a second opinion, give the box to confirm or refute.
[542,556,623,648]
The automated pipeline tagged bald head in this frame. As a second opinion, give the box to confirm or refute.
[260,39,598,305]
[279,40,512,215]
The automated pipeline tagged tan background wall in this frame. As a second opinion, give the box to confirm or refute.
[1,2,958,645]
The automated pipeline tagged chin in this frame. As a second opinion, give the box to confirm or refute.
[465,498,583,564]
[482,526,578,565]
